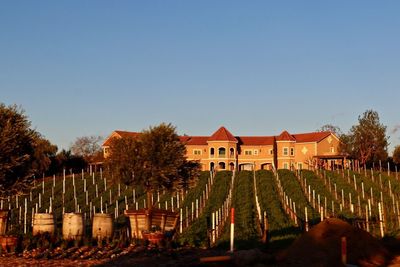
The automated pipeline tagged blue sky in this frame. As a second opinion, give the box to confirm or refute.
[1,1,399,152]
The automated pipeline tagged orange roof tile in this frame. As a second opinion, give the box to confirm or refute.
[185,136,209,146]
[236,136,275,146]
[208,127,237,142]
[276,130,296,141]
[292,131,332,143]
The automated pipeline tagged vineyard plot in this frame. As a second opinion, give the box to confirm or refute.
[255,170,299,248]
[217,171,260,249]
[277,170,319,224]
[178,171,232,247]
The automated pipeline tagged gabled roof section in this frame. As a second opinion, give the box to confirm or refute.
[208,127,237,142]
[293,131,332,143]
[236,136,275,146]
[276,130,296,141]
[103,130,140,146]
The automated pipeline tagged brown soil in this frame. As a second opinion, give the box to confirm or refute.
[277,218,390,267]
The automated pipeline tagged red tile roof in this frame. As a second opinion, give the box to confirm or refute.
[208,127,237,142]
[292,131,332,143]
[184,136,209,146]
[276,130,296,141]
[103,128,335,148]
[236,136,275,146]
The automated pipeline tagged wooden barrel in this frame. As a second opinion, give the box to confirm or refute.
[62,213,84,240]
[92,213,113,239]
[32,213,55,236]
[0,236,17,252]
[0,210,9,235]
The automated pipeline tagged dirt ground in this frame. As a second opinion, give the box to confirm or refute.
[2,218,400,267]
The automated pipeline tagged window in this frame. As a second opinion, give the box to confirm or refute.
[193,149,202,155]
[330,147,335,153]
[218,162,226,169]
[253,150,259,156]
[283,162,289,169]
[298,162,303,170]
[283,147,289,156]
[290,148,295,156]
[210,148,215,157]
[269,149,273,155]
[230,148,235,157]
[218,147,226,157]
[244,150,252,156]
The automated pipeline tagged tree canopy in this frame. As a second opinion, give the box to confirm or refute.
[70,135,103,163]
[105,123,200,204]
[340,110,388,166]
[393,145,400,165]
[0,104,36,196]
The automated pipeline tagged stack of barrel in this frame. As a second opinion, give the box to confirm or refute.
[32,212,113,241]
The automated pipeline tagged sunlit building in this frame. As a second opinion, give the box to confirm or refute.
[103,126,344,171]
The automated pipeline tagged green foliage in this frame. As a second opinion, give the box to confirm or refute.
[179,171,232,247]
[255,170,299,247]
[301,170,353,219]
[0,104,36,196]
[217,171,260,249]
[105,123,200,196]
[393,145,400,165]
[277,169,318,222]
[341,110,388,166]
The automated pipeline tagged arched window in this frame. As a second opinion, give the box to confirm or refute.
[218,147,226,157]
[230,148,235,157]
[210,148,215,158]
[218,162,226,170]
[229,162,235,171]
[210,162,215,170]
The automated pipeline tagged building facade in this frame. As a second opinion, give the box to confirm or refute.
[103,126,344,171]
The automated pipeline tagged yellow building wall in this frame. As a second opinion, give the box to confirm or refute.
[276,141,295,169]
[237,145,274,170]
[317,134,340,156]
[294,142,317,169]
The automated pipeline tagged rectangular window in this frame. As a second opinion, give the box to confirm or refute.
[253,150,259,155]
[283,147,289,156]
[298,162,303,170]
[244,150,252,156]
[330,147,335,153]
[269,149,273,155]
[283,162,289,169]
[290,148,295,156]
[193,149,202,155]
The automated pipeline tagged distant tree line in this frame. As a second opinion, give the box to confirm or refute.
[0,103,103,196]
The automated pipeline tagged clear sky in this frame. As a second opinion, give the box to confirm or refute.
[1,1,399,153]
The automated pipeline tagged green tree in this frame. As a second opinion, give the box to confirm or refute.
[342,110,388,166]
[393,145,400,165]
[31,134,58,176]
[105,123,200,229]
[0,104,36,196]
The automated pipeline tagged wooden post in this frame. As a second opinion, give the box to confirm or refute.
[378,202,384,238]
[180,208,183,233]
[341,237,347,264]
[230,208,235,253]
[365,205,369,232]
[305,207,309,232]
